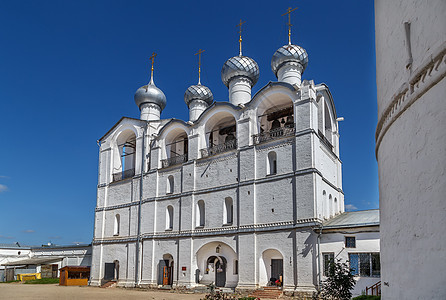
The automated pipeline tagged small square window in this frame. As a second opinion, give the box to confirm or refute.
[345,236,356,248]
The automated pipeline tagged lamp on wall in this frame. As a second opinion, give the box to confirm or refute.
[216,244,221,253]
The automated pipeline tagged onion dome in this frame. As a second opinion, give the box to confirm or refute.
[221,56,259,88]
[271,44,308,77]
[184,84,213,107]
[134,81,167,111]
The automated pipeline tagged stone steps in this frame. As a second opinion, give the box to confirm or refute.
[249,287,282,299]
[100,280,117,288]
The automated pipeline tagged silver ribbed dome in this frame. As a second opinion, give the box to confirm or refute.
[184,84,213,107]
[271,44,308,76]
[221,55,259,88]
[134,82,167,111]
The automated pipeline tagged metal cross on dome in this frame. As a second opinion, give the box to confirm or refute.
[282,7,298,45]
[236,19,246,56]
[148,52,157,85]
[195,49,205,85]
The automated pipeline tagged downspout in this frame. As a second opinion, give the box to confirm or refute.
[135,122,148,286]
[317,225,323,290]
[176,165,183,286]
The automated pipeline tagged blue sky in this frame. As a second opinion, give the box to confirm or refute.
[0,0,377,246]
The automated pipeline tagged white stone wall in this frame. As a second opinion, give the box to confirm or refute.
[92,80,344,292]
[375,0,446,298]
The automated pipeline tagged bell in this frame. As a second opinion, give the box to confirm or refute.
[271,119,281,130]
[285,116,294,128]
[225,133,235,142]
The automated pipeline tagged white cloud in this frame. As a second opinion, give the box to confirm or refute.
[0,184,8,192]
[23,229,35,233]
[0,235,14,239]
[345,204,358,211]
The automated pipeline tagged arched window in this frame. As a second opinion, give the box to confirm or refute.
[167,175,174,194]
[334,197,338,215]
[324,104,333,143]
[196,200,205,227]
[267,151,277,175]
[224,197,233,225]
[329,194,333,218]
[166,206,174,230]
[114,214,120,236]
[321,190,327,220]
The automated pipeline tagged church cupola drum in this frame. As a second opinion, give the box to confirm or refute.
[134,52,167,121]
[221,20,259,106]
[271,7,308,86]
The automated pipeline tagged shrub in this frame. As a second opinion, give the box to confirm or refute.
[321,260,356,300]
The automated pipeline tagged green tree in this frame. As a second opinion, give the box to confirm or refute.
[321,259,356,300]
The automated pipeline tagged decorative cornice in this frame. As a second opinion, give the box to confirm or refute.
[255,137,294,152]
[196,151,238,165]
[95,201,138,212]
[93,219,322,244]
[376,43,446,154]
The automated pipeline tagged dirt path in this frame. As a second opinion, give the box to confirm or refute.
[0,283,205,300]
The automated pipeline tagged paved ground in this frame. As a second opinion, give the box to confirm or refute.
[0,283,205,300]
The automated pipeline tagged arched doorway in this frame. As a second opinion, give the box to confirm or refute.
[261,249,283,287]
[205,256,227,287]
[195,241,238,288]
[158,254,174,286]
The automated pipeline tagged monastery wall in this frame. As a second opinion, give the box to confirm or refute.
[375,0,446,298]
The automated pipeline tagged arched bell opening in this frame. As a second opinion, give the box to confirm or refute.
[202,112,237,157]
[162,128,188,168]
[112,129,136,181]
[254,96,294,144]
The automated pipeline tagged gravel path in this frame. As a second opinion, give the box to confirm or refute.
[0,283,205,300]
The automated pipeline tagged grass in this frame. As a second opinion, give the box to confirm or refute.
[352,296,381,300]
[0,280,19,283]
[24,278,60,284]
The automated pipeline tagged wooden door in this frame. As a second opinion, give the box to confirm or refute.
[104,263,114,280]
[6,269,14,282]
[52,264,58,278]
[162,267,169,285]
[271,259,283,282]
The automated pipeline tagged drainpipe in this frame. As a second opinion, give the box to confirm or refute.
[317,225,323,290]
[135,122,148,286]
[176,165,183,286]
